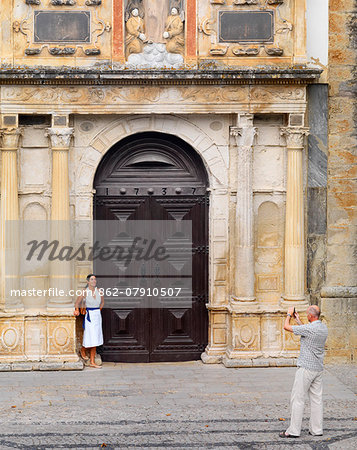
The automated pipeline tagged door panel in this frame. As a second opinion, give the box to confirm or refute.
[93,132,209,362]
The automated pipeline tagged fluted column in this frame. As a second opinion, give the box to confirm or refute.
[230,114,257,302]
[281,126,309,303]
[0,127,24,311]
[47,127,74,309]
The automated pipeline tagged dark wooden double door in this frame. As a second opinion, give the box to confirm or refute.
[94,132,208,362]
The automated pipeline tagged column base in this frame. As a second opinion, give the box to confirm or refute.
[201,351,223,364]
[47,299,74,311]
[280,296,309,308]
[4,302,24,313]
[231,295,256,303]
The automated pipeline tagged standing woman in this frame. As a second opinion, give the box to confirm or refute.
[74,274,104,369]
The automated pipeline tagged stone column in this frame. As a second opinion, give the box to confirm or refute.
[281,126,309,303]
[0,127,24,311]
[47,127,74,309]
[230,114,257,303]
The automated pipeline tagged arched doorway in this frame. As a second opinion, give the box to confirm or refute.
[94,132,209,362]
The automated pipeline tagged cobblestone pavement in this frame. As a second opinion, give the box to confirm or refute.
[0,362,356,449]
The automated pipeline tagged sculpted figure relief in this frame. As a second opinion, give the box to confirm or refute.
[124,0,185,66]
[144,1,169,43]
[125,7,147,57]
[163,7,185,55]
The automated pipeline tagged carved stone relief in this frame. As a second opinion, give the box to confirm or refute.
[125,0,185,68]
[50,0,76,5]
[200,0,291,59]
[17,1,110,57]
[233,0,258,5]
[1,85,305,109]
[0,322,24,355]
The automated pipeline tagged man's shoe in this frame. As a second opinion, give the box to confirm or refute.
[279,431,299,438]
[309,431,323,436]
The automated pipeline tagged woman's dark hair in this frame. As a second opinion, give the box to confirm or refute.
[85,273,96,288]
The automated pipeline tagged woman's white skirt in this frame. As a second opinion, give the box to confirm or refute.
[83,309,104,348]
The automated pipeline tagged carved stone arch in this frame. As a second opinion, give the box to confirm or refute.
[84,115,227,193]
[22,201,48,221]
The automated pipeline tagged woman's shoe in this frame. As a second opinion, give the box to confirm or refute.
[89,363,102,369]
[279,431,299,438]
[80,350,89,361]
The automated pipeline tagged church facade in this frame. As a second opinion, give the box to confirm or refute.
[0,0,355,370]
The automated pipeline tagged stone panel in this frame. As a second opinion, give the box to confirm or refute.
[47,318,77,358]
[0,319,24,359]
[261,316,281,354]
[24,319,46,359]
[231,316,261,354]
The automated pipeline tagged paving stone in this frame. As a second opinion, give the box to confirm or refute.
[0,362,355,448]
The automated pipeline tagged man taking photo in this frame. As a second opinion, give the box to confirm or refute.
[279,305,328,438]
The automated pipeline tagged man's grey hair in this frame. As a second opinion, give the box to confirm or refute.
[307,305,320,318]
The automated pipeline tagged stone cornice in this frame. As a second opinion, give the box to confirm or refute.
[0,68,322,86]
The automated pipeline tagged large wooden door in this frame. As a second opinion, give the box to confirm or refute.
[94,133,209,362]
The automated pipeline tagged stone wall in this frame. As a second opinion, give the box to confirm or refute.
[307,84,328,307]
[322,0,357,362]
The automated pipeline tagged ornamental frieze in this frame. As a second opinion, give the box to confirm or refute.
[1,85,306,107]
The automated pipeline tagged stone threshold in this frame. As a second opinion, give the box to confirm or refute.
[222,357,298,368]
[0,361,84,372]
[202,353,298,368]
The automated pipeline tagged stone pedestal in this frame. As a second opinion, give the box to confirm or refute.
[46,127,74,310]
[0,311,82,370]
[281,126,309,304]
[0,127,23,312]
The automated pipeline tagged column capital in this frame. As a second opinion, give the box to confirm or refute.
[46,127,74,150]
[230,126,257,148]
[281,127,309,149]
[0,128,23,151]
[229,126,242,138]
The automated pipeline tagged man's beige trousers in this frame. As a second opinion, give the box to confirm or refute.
[286,367,323,436]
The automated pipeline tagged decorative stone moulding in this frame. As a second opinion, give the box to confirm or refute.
[50,0,76,5]
[265,47,284,56]
[86,0,102,5]
[210,47,228,56]
[25,0,40,5]
[233,0,258,5]
[268,0,284,4]
[232,47,259,56]
[49,47,76,55]
[210,0,225,4]
[25,48,41,55]
[84,48,101,55]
